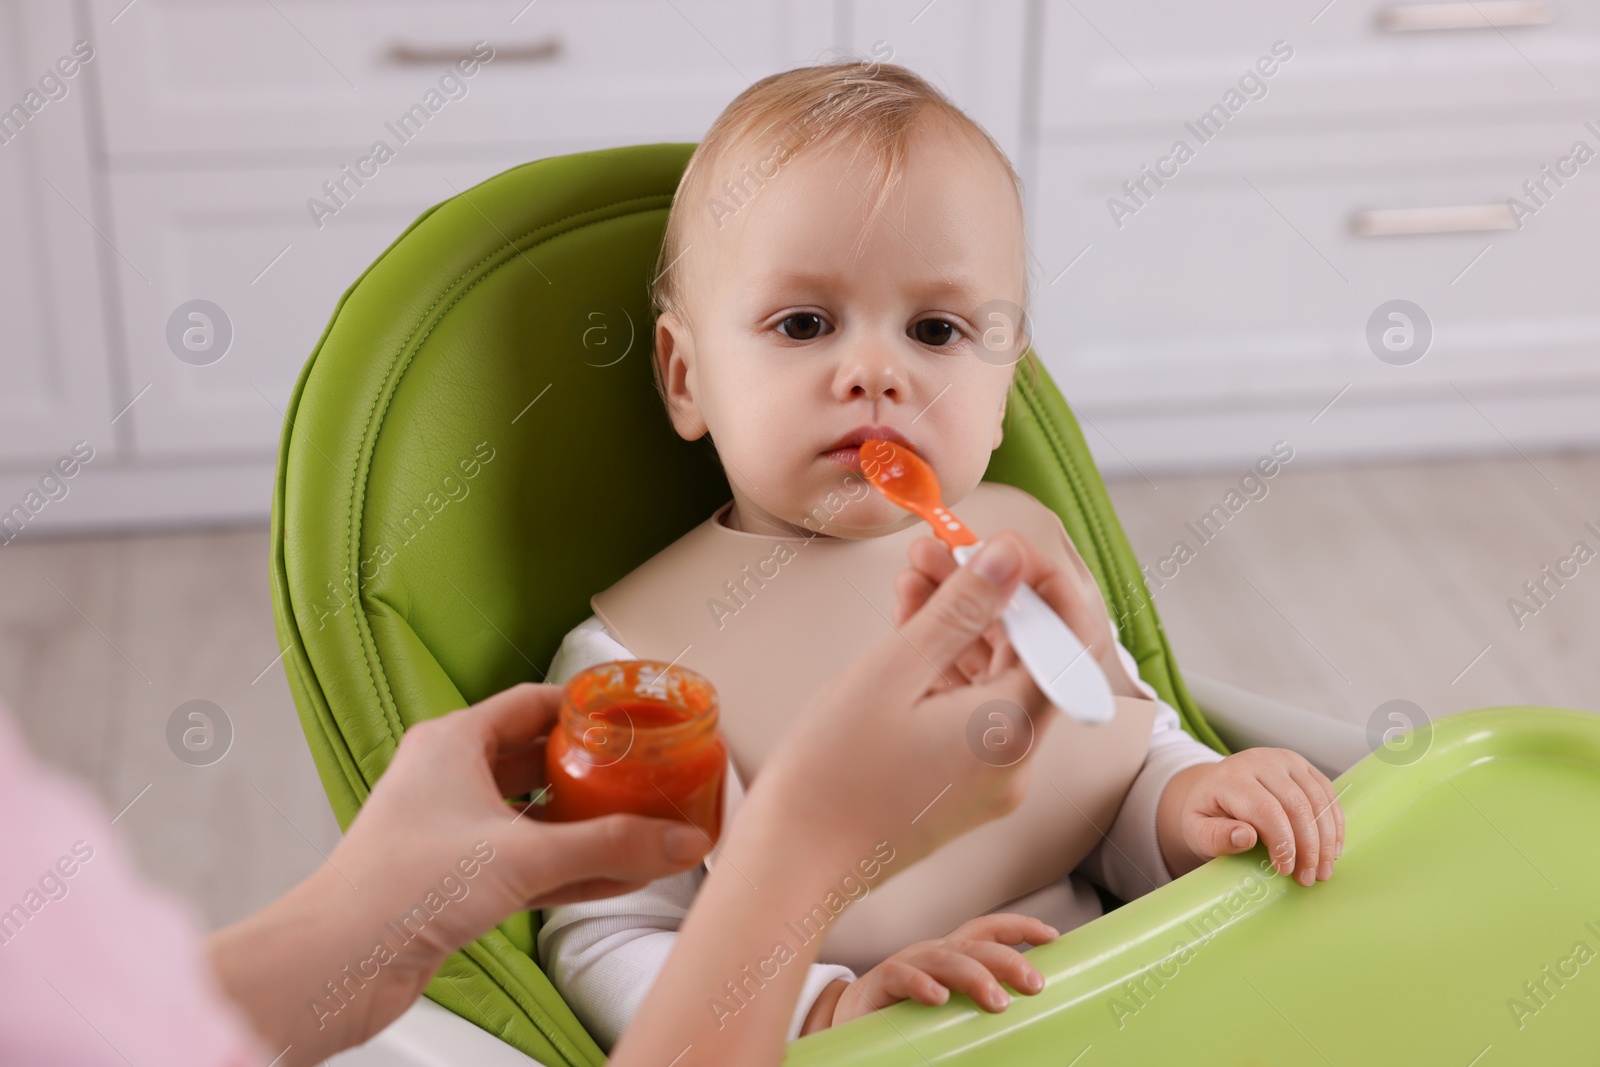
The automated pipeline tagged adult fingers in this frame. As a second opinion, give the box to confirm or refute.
[493,741,551,806]
[931,530,1101,659]
[893,536,959,627]
[454,682,566,799]
[984,620,1016,678]
[900,535,1041,687]
[516,814,709,900]
[891,533,1030,697]
[964,660,1054,748]
[907,535,959,583]
[925,530,1109,667]
[891,540,950,631]
[956,636,996,683]
[900,578,1008,683]
[892,567,938,628]
[462,681,563,747]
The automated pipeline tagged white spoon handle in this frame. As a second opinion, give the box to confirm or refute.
[953,541,1116,725]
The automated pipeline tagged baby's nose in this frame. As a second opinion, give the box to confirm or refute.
[836,347,909,401]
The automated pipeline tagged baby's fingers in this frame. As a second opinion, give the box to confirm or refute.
[1290,762,1342,881]
[1259,772,1324,886]
[856,960,954,1010]
[949,913,1059,948]
[909,947,1019,1012]
[1215,780,1298,876]
[1192,815,1259,858]
[951,939,1049,997]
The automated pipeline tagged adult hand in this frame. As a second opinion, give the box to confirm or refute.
[340,682,715,924]
[734,530,1060,899]
[894,531,1142,697]
[209,684,711,1066]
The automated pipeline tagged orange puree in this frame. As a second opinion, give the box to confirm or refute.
[544,660,726,844]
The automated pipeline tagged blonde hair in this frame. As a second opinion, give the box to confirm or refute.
[650,60,1040,393]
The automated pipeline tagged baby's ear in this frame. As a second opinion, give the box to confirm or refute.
[653,312,707,440]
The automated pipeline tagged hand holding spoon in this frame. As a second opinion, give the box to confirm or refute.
[859,438,1116,725]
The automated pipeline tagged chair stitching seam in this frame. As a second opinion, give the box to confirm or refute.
[342,193,673,754]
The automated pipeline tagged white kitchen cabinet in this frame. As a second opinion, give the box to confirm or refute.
[105,155,548,457]
[0,2,119,464]
[2,0,1596,534]
[1031,121,1600,407]
[1038,0,1600,134]
[1030,123,1600,468]
[90,0,837,159]
[1026,0,1600,474]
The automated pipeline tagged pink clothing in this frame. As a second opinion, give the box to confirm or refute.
[0,704,268,1066]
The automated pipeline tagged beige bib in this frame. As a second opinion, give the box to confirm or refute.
[592,480,1155,972]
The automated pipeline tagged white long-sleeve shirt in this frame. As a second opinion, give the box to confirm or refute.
[536,613,1224,1049]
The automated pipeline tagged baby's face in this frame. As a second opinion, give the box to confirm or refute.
[655,116,1026,538]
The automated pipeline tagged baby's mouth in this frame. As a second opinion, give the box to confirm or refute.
[819,426,915,472]
[822,446,865,471]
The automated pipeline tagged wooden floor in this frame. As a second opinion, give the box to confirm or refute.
[0,526,340,930]
[0,452,1596,928]
[1106,452,1600,725]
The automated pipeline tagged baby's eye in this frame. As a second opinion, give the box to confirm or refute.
[777,313,829,341]
[910,318,960,347]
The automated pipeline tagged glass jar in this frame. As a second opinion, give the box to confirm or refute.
[543,659,727,844]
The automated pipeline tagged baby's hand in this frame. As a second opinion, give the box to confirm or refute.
[825,914,1058,1029]
[1161,748,1344,886]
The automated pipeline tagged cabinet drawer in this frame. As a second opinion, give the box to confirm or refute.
[105,156,539,458]
[91,0,832,159]
[1027,120,1600,413]
[1038,0,1600,134]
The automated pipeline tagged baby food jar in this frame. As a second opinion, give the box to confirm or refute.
[543,659,727,844]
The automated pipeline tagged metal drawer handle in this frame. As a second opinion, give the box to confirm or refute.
[1376,1,1553,31]
[1351,204,1518,237]
[385,38,562,65]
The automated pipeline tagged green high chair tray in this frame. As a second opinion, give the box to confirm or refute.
[270,144,1600,1065]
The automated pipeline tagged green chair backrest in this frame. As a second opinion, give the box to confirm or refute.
[269,143,1227,1065]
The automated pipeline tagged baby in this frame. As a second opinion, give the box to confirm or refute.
[537,62,1343,1045]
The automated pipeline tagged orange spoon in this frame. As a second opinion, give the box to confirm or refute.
[858,438,981,553]
[859,438,1115,724]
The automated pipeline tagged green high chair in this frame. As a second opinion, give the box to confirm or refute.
[272,145,1600,1066]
